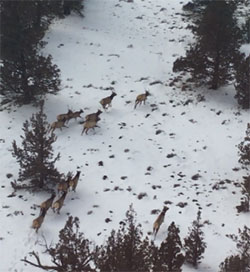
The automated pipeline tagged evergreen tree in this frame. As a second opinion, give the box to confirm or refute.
[219,255,247,272]
[11,101,62,192]
[234,54,250,109]
[0,1,62,106]
[1,53,61,105]
[184,211,206,268]
[95,205,155,271]
[236,124,250,213]
[219,226,250,271]
[22,216,94,271]
[242,176,250,211]
[153,222,185,272]
[0,1,45,61]
[236,176,250,213]
[238,123,250,168]
[173,1,242,89]
[63,0,84,16]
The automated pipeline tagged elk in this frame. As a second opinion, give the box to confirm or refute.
[85,109,102,122]
[69,171,81,192]
[100,91,117,110]
[68,109,84,122]
[32,208,47,233]
[57,176,71,194]
[52,191,67,214]
[152,206,169,239]
[56,109,73,123]
[81,118,100,135]
[40,192,56,213]
[134,91,150,109]
[49,118,68,133]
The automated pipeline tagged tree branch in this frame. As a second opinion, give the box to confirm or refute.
[11,181,37,191]
[21,251,62,271]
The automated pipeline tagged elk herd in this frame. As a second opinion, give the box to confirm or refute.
[32,171,81,232]
[49,90,151,135]
[33,89,168,236]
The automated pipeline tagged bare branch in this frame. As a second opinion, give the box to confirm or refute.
[21,251,62,271]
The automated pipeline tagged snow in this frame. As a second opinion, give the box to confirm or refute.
[240,43,250,57]
[0,0,249,271]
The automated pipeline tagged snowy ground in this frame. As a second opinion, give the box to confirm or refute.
[0,0,249,271]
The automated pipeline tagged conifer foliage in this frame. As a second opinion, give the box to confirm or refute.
[1,54,61,105]
[184,211,206,268]
[153,222,185,272]
[234,54,250,109]
[219,226,250,272]
[0,0,84,106]
[11,101,61,191]
[173,1,242,90]
[237,124,250,213]
[22,216,94,271]
[95,204,156,272]
[0,1,62,106]
[21,206,188,271]
[238,123,250,168]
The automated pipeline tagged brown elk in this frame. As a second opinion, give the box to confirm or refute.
[152,206,169,239]
[100,92,117,110]
[32,208,47,233]
[85,109,102,122]
[40,192,56,213]
[81,118,100,135]
[68,109,84,122]
[49,117,68,133]
[134,91,150,109]
[69,171,81,192]
[56,109,73,123]
[57,176,71,194]
[52,191,67,214]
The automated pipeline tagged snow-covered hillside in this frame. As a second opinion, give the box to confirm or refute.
[0,0,249,271]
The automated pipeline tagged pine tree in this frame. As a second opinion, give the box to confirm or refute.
[22,216,94,271]
[236,176,250,213]
[236,124,250,213]
[95,204,155,271]
[238,123,250,168]
[219,255,247,272]
[11,101,62,192]
[153,222,185,272]
[0,1,61,106]
[234,54,250,109]
[63,0,84,16]
[173,1,242,90]
[0,1,45,61]
[1,53,61,105]
[184,211,206,268]
[219,226,250,271]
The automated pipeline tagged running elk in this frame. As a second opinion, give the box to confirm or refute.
[81,118,100,135]
[85,109,102,122]
[68,109,84,122]
[52,191,67,214]
[32,208,47,233]
[57,176,71,194]
[69,171,81,192]
[100,91,117,110]
[57,109,73,123]
[152,206,169,239]
[134,91,150,109]
[49,118,68,133]
[40,192,56,213]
